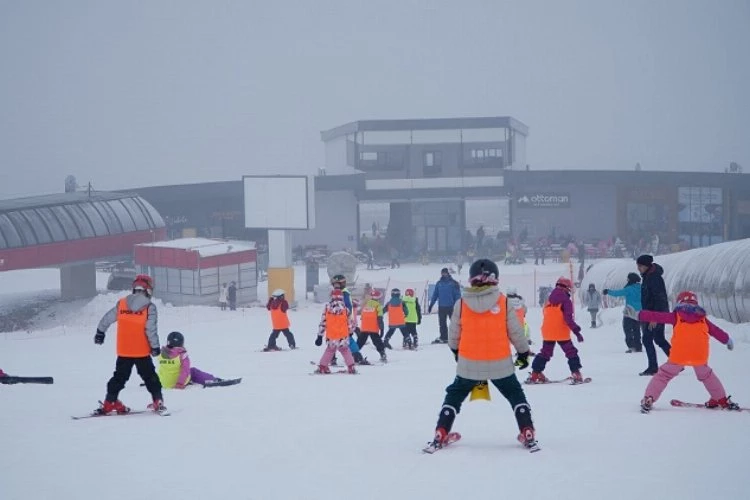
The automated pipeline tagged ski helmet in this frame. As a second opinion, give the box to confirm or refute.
[506,286,518,296]
[676,291,698,305]
[271,289,285,298]
[588,283,596,290]
[167,331,184,348]
[627,272,641,284]
[405,288,415,297]
[331,274,347,288]
[370,289,383,300]
[468,259,499,286]
[391,288,401,296]
[133,274,154,297]
[556,277,573,290]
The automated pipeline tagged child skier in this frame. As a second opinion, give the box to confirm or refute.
[402,288,422,349]
[330,275,370,365]
[425,259,538,452]
[383,288,411,349]
[527,277,586,384]
[506,287,531,344]
[637,291,740,413]
[314,289,357,374]
[158,332,224,388]
[583,283,602,328]
[603,273,643,353]
[263,289,296,351]
[93,274,166,414]
[357,289,388,362]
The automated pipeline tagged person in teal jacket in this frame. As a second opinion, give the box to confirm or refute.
[402,288,422,350]
[603,273,643,353]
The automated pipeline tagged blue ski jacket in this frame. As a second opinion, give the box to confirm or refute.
[429,277,462,309]
[607,283,642,313]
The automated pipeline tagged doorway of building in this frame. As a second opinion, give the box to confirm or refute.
[421,226,448,253]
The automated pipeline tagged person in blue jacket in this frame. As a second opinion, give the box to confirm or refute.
[428,268,462,344]
[603,272,643,353]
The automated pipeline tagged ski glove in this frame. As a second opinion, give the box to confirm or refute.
[602,289,609,295]
[150,347,161,357]
[315,336,323,347]
[94,330,105,345]
[451,349,459,362]
[727,337,734,351]
[574,330,584,343]
[514,351,530,370]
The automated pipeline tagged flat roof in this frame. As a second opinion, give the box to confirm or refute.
[321,116,529,142]
[136,237,255,257]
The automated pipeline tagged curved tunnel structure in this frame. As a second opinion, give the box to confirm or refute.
[580,239,750,324]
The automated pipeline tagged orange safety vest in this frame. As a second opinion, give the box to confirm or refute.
[669,315,710,366]
[387,303,406,326]
[270,306,290,330]
[458,295,511,361]
[116,297,151,357]
[325,310,350,340]
[541,303,571,341]
[360,302,381,333]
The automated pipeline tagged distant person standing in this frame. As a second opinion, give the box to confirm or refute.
[637,255,671,376]
[228,281,237,311]
[428,268,462,344]
[219,283,228,311]
[583,284,602,328]
[603,273,643,353]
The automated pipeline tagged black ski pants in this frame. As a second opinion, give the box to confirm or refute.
[357,330,386,354]
[106,356,162,402]
[267,329,296,349]
[437,306,454,341]
[438,375,533,432]
[623,317,642,350]
[642,322,671,371]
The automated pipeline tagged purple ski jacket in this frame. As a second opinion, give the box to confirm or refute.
[547,286,581,334]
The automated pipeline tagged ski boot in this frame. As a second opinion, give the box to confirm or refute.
[262,345,281,352]
[330,356,338,366]
[431,338,447,345]
[639,368,657,376]
[412,335,419,349]
[97,399,130,415]
[517,427,540,452]
[379,352,388,363]
[346,365,357,374]
[570,371,584,384]
[147,399,168,414]
[706,396,740,410]
[428,427,448,450]
[640,396,654,414]
[590,321,596,328]
[357,357,372,366]
[314,365,331,375]
[526,371,548,384]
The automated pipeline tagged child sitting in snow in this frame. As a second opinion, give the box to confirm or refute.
[157,332,223,388]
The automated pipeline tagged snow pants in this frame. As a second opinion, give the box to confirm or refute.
[437,375,533,433]
[642,323,671,371]
[623,317,642,350]
[644,362,727,402]
[189,367,216,385]
[405,322,419,347]
[106,356,162,402]
[437,306,454,342]
[357,330,386,354]
[384,326,409,346]
[531,340,582,373]
[318,339,355,368]
[267,329,296,349]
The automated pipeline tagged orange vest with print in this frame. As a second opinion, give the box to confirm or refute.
[669,315,709,366]
[541,303,571,341]
[360,302,381,333]
[387,303,406,326]
[270,306,290,329]
[458,295,511,361]
[116,297,151,357]
[325,309,350,340]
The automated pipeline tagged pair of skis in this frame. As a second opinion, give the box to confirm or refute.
[669,399,749,412]
[422,432,541,454]
[71,401,171,420]
[524,376,592,385]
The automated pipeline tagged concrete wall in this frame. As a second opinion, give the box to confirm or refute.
[512,183,618,241]
[60,262,97,300]
[292,189,358,251]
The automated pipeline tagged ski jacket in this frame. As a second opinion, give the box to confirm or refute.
[384,298,408,327]
[360,299,383,333]
[449,286,528,381]
[639,304,729,366]
[267,297,290,329]
[429,277,462,309]
[541,287,580,340]
[98,293,159,357]
[640,264,669,312]
[158,346,191,388]
[584,290,602,311]
[318,300,351,340]
[402,296,422,324]
[606,283,642,314]
[228,284,237,302]
[219,286,228,303]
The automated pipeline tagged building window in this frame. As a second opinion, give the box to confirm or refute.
[678,187,722,248]
[360,152,378,161]
[423,151,442,168]
[467,148,503,167]
[358,150,403,170]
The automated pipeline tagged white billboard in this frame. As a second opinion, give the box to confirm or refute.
[243,175,311,230]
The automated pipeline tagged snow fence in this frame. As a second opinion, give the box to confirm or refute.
[580,239,750,324]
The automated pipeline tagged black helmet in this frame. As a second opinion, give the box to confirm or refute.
[167,331,185,348]
[391,288,401,296]
[331,274,347,288]
[468,259,499,285]
[627,272,641,284]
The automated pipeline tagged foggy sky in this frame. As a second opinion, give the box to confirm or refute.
[1,0,749,199]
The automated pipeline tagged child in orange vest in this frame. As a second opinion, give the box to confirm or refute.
[357,289,387,363]
[638,291,739,413]
[383,288,410,349]
[527,277,585,384]
[314,289,356,374]
[263,289,296,351]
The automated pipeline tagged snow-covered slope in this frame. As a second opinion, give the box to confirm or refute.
[1,263,748,500]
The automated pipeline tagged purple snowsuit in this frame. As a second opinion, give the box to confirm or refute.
[160,346,216,388]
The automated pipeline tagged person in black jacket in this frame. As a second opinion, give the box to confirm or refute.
[636,254,671,376]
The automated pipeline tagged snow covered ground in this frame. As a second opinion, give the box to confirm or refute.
[1,262,748,500]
